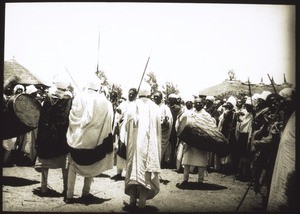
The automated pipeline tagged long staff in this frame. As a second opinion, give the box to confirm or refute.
[247,77,253,106]
[137,53,151,94]
[267,74,278,94]
[96,26,101,73]
[64,65,80,91]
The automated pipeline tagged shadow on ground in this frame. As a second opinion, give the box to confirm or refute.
[71,196,111,205]
[32,187,63,198]
[176,182,227,190]
[122,201,159,213]
[2,176,39,187]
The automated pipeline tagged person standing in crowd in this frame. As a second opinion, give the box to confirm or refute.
[3,84,25,165]
[34,82,72,196]
[123,84,161,210]
[218,96,238,176]
[176,97,216,187]
[14,85,41,166]
[267,87,295,212]
[111,88,137,181]
[64,77,114,203]
[153,91,173,169]
[166,93,182,169]
[235,97,254,181]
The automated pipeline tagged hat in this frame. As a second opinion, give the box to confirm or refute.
[206,95,215,102]
[261,91,272,101]
[279,87,293,101]
[26,85,38,95]
[138,84,151,97]
[53,81,69,90]
[227,96,237,107]
[13,84,24,93]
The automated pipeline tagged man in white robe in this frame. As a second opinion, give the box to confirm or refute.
[64,78,114,203]
[153,91,173,168]
[176,97,216,187]
[124,84,161,210]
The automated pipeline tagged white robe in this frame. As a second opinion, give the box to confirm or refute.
[66,90,114,177]
[267,112,295,212]
[124,98,161,200]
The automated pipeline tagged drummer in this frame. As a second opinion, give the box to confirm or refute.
[176,97,217,188]
[3,84,25,166]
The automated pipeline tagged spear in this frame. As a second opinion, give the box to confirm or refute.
[64,65,80,91]
[267,74,278,94]
[137,52,151,94]
[96,26,101,73]
[247,77,253,106]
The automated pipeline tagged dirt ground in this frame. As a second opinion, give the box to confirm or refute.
[2,165,264,213]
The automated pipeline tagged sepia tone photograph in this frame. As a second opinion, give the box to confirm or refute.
[2,2,296,213]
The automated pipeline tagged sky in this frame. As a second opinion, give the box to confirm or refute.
[4,3,295,98]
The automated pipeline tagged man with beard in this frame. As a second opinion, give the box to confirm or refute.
[153,91,173,168]
[176,97,215,187]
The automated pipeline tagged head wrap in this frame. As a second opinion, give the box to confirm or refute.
[261,91,272,101]
[227,96,237,107]
[138,84,151,97]
[86,79,101,91]
[13,84,24,94]
[53,81,69,91]
[206,95,215,102]
[279,87,293,101]
[26,85,38,95]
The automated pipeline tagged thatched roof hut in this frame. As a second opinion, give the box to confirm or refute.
[4,59,51,93]
[198,79,292,99]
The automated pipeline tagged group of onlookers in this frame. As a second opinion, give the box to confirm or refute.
[2,76,295,212]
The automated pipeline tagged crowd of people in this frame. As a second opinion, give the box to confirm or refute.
[2,75,296,212]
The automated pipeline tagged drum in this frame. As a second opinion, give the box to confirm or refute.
[178,114,229,157]
[2,93,41,140]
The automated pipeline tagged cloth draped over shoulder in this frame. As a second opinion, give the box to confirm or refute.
[66,90,114,177]
[125,98,161,200]
[267,112,295,212]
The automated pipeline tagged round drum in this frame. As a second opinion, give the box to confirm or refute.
[178,115,229,157]
[2,93,41,140]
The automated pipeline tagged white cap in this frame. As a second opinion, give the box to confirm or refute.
[206,95,215,102]
[245,97,253,105]
[227,96,237,107]
[261,91,272,101]
[26,85,38,95]
[252,93,263,101]
[53,81,69,90]
[138,84,151,96]
[13,84,24,93]
[169,93,180,99]
[86,79,101,91]
[279,87,293,101]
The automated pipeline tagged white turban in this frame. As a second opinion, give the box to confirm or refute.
[279,87,293,101]
[13,84,24,93]
[261,91,272,101]
[53,81,69,90]
[138,84,151,97]
[26,85,38,95]
[226,96,237,107]
[86,79,101,91]
[206,95,215,102]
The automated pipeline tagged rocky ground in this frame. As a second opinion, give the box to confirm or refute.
[2,165,263,213]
